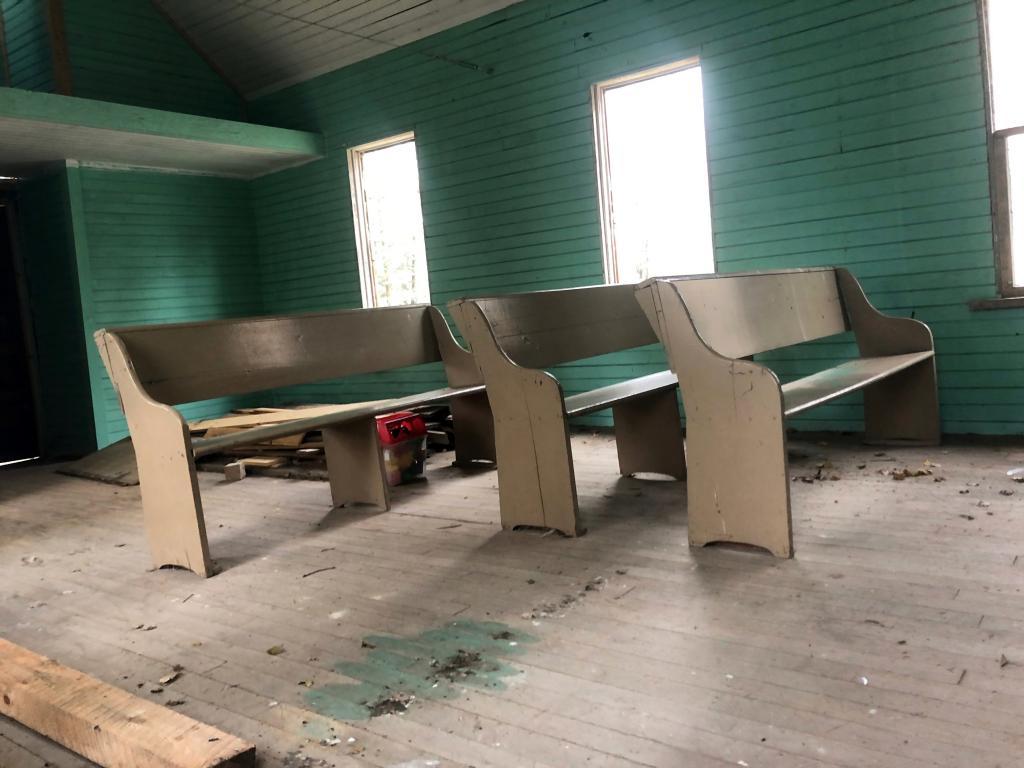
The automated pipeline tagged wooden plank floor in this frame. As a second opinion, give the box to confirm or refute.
[2,434,1024,767]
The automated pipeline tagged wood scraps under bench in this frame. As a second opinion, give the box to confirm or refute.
[188,405,455,483]
[189,406,329,481]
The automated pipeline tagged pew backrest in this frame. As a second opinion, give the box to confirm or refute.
[99,304,477,406]
[666,268,848,360]
[452,283,659,370]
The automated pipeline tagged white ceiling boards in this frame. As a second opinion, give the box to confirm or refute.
[152,0,525,98]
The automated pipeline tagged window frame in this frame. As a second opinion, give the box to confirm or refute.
[977,0,1024,299]
[346,130,429,308]
[590,56,716,284]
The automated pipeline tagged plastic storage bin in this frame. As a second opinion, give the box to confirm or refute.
[376,411,427,486]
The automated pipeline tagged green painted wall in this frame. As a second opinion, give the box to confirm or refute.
[62,0,243,120]
[70,166,262,446]
[0,0,54,91]
[15,168,94,457]
[248,0,1021,435]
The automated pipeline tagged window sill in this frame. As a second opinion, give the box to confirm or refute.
[968,296,1024,311]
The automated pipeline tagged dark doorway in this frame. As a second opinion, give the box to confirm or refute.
[0,201,40,463]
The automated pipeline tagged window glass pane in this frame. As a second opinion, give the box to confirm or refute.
[988,0,1024,131]
[1009,134,1024,286]
[358,139,430,306]
[601,65,714,282]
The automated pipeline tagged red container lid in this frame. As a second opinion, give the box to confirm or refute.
[376,411,427,445]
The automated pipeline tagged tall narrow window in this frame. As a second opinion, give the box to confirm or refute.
[592,59,714,283]
[348,132,431,307]
[982,0,1024,295]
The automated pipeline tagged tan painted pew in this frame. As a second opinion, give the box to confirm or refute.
[95,305,494,578]
[635,267,940,558]
[449,284,686,536]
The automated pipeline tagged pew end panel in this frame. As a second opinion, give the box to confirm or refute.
[429,307,497,466]
[639,281,793,558]
[835,268,940,446]
[611,389,687,481]
[450,300,580,535]
[563,372,686,481]
[95,331,214,576]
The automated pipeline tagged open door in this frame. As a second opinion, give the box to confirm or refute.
[0,198,40,464]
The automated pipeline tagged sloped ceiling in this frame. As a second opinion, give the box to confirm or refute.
[152,0,525,99]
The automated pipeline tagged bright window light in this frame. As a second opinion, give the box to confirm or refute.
[348,132,431,307]
[986,0,1024,291]
[593,59,714,283]
[1009,134,1024,287]
[987,0,1024,131]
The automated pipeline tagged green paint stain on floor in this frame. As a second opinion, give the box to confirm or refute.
[304,620,537,721]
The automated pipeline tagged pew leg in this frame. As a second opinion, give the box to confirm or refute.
[863,360,941,446]
[685,424,792,558]
[450,391,497,466]
[323,419,391,510]
[491,374,582,536]
[133,419,213,578]
[612,389,686,480]
[683,366,792,558]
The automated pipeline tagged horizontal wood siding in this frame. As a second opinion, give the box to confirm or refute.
[1,0,53,91]
[77,168,262,445]
[15,170,94,457]
[249,0,1020,435]
[62,0,242,120]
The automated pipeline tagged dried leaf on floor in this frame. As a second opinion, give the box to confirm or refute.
[881,466,932,480]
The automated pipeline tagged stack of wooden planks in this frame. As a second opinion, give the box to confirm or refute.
[188,405,346,479]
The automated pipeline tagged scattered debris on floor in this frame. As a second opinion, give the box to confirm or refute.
[368,692,414,717]
[1008,468,1024,483]
[792,462,840,483]
[267,645,286,656]
[880,465,933,480]
[158,665,183,686]
[283,751,331,767]
[1000,653,1012,668]
[302,566,336,578]
[430,649,482,681]
[303,620,535,721]
[523,576,607,619]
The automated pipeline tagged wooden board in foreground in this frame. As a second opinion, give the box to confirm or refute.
[0,637,254,768]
